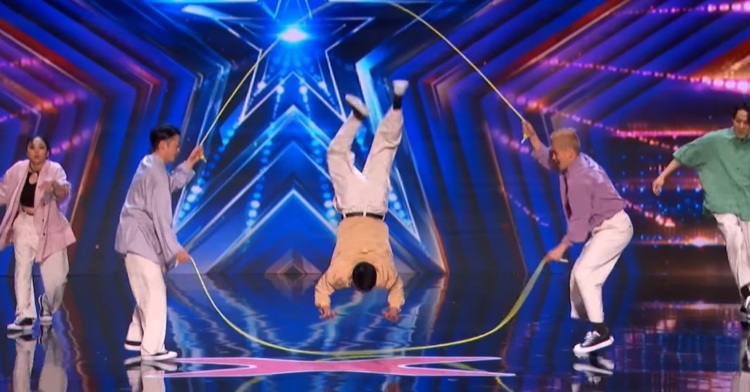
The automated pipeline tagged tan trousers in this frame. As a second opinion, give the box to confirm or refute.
[13,212,69,320]
[125,253,167,355]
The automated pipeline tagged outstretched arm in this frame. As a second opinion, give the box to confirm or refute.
[523,121,555,171]
[653,134,711,195]
[168,162,195,192]
[314,272,338,319]
[385,276,404,312]
[168,145,202,192]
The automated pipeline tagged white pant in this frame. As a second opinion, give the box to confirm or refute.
[13,337,35,392]
[570,210,633,323]
[39,328,67,392]
[13,212,69,320]
[731,371,750,392]
[127,365,167,392]
[714,213,750,295]
[125,253,167,355]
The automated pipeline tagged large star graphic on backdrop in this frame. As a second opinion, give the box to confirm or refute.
[152,356,514,378]
[178,106,434,273]
[180,0,372,118]
[158,0,448,273]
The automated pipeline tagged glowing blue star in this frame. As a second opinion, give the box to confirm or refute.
[175,1,372,118]
[278,26,308,42]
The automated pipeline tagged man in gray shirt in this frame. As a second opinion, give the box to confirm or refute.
[524,122,633,357]
[115,124,202,362]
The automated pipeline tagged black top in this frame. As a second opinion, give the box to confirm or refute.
[19,172,36,208]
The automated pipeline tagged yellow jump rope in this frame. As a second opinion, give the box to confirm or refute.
[185,0,557,367]
[187,256,563,357]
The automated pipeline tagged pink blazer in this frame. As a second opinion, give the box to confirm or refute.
[0,160,76,262]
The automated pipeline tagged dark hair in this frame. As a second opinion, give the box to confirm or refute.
[149,124,181,151]
[26,136,50,150]
[733,103,749,119]
[352,262,377,292]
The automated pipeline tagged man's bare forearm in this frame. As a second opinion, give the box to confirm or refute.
[658,159,682,179]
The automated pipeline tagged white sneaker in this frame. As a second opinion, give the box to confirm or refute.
[6,329,32,339]
[393,80,409,96]
[142,350,178,362]
[345,94,369,117]
[144,362,178,372]
[124,358,179,372]
[7,318,34,331]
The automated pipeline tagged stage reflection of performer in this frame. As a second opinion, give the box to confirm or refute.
[732,328,750,392]
[10,319,64,392]
[126,362,175,392]
[38,327,67,392]
[116,125,202,362]
[314,80,409,322]
[0,137,75,333]
[11,334,35,392]
[652,103,750,326]
[524,122,633,356]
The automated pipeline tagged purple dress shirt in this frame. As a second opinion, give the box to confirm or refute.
[532,146,625,244]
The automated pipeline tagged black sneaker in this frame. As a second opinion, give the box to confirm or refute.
[38,295,52,324]
[38,325,51,345]
[742,297,750,328]
[573,331,614,357]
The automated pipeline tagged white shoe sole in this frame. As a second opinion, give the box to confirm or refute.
[344,94,369,117]
[142,351,178,362]
[573,336,614,357]
[573,363,614,375]
[6,330,33,339]
[6,322,34,332]
[393,80,409,96]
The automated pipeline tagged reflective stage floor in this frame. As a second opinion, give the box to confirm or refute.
[0,269,746,391]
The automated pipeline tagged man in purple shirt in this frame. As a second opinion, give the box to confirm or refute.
[524,122,633,356]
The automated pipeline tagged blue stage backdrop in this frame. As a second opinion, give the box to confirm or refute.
[0,0,748,276]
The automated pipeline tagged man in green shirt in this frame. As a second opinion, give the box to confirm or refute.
[652,103,750,325]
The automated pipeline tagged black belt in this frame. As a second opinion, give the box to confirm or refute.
[343,212,385,220]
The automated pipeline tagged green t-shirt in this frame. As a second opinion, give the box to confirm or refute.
[673,128,750,220]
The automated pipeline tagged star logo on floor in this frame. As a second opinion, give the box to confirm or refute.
[149,356,514,378]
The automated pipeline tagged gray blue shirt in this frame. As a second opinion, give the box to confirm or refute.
[115,154,194,270]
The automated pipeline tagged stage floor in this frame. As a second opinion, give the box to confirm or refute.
[0,269,746,391]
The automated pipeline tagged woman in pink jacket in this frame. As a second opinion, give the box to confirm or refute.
[0,137,76,333]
